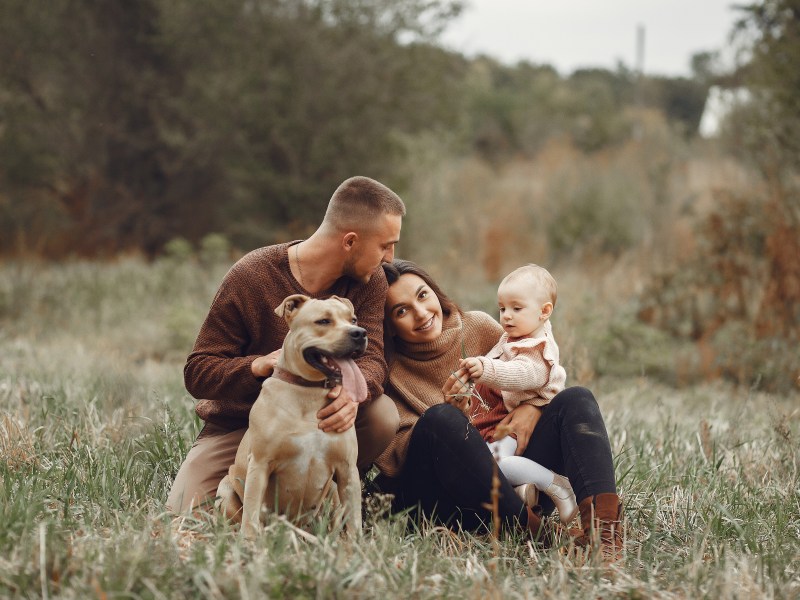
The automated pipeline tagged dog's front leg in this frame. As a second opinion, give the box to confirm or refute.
[241,452,271,539]
[336,462,362,537]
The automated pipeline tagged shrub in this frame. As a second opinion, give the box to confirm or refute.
[637,189,800,392]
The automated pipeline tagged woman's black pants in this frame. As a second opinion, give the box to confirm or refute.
[392,386,617,531]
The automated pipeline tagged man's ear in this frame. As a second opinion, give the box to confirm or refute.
[540,302,553,320]
[342,232,358,252]
[275,294,310,325]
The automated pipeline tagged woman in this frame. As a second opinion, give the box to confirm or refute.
[373,259,623,559]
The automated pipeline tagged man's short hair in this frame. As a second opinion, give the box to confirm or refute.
[502,264,558,306]
[323,176,406,232]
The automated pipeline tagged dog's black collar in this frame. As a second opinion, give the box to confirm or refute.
[272,366,341,389]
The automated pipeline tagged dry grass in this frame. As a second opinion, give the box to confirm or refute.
[0,257,798,598]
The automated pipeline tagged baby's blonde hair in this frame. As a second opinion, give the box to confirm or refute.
[501,264,558,307]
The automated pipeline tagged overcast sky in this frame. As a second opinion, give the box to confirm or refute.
[439,0,742,76]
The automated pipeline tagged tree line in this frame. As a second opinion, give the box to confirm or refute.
[0,0,731,257]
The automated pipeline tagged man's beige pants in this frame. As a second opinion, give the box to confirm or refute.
[166,395,399,514]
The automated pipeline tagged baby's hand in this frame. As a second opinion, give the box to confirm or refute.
[460,357,484,380]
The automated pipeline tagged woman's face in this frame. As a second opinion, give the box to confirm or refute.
[386,273,444,344]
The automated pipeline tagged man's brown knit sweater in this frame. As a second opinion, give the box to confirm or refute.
[185,242,388,431]
[374,310,503,478]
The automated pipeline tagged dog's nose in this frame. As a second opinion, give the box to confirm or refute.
[350,327,367,341]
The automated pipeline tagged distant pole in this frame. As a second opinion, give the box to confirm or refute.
[636,23,645,79]
[634,23,646,140]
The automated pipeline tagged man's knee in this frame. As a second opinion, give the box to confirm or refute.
[372,394,400,441]
[356,394,399,467]
[166,427,243,513]
[167,451,218,513]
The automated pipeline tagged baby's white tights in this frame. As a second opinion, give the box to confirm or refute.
[487,436,555,491]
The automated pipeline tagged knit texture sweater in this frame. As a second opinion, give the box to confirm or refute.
[184,242,388,430]
[475,320,567,410]
[374,310,503,477]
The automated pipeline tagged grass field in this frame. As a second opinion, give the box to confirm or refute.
[1,258,798,599]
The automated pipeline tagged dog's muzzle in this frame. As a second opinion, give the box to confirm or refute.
[302,326,367,383]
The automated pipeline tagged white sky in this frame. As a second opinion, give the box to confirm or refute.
[439,0,742,76]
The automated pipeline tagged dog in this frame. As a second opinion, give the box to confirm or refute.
[216,293,368,538]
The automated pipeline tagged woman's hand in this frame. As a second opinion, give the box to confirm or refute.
[497,403,542,455]
[442,368,473,415]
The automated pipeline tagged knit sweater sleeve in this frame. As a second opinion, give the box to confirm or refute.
[476,343,551,392]
[183,260,265,405]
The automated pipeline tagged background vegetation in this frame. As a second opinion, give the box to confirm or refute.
[1,0,799,596]
[0,0,709,256]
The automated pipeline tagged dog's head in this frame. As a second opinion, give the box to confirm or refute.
[276,294,367,383]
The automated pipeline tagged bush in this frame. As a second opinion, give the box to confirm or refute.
[712,322,800,392]
[636,188,800,393]
[544,156,655,259]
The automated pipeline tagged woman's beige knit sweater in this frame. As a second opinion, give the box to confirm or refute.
[374,310,503,477]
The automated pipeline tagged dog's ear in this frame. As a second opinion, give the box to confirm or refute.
[330,295,354,313]
[275,294,310,324]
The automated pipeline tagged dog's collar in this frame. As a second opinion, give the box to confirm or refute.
[272,366,341,390]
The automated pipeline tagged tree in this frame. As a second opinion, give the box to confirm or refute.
[732,0,800,340]
[0,0,465,255]
[636,0,800,390]
[0,0,225,255]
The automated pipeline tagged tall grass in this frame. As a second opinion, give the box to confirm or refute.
[1,256,797,598]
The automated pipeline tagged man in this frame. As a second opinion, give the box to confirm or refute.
[167,176,405,514]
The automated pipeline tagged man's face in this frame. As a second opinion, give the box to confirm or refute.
[343,214,402,284]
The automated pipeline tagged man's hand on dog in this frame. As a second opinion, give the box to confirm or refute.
[317,385,358,433]
[251,350,282,377]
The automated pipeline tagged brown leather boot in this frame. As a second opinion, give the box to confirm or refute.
[576,493,624,563]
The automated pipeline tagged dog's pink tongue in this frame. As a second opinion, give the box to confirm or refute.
[334,358,368,403]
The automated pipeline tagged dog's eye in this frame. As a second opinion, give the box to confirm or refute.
[315,319,331,325]
[351,317,357,324]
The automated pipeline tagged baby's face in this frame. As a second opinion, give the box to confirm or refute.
[497,278,550,339]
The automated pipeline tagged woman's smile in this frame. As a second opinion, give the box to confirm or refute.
[416,315,435,331]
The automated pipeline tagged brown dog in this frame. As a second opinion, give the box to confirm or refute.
[216,294,367,537]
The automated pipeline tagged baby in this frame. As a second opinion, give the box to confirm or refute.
[460,264,576,524]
